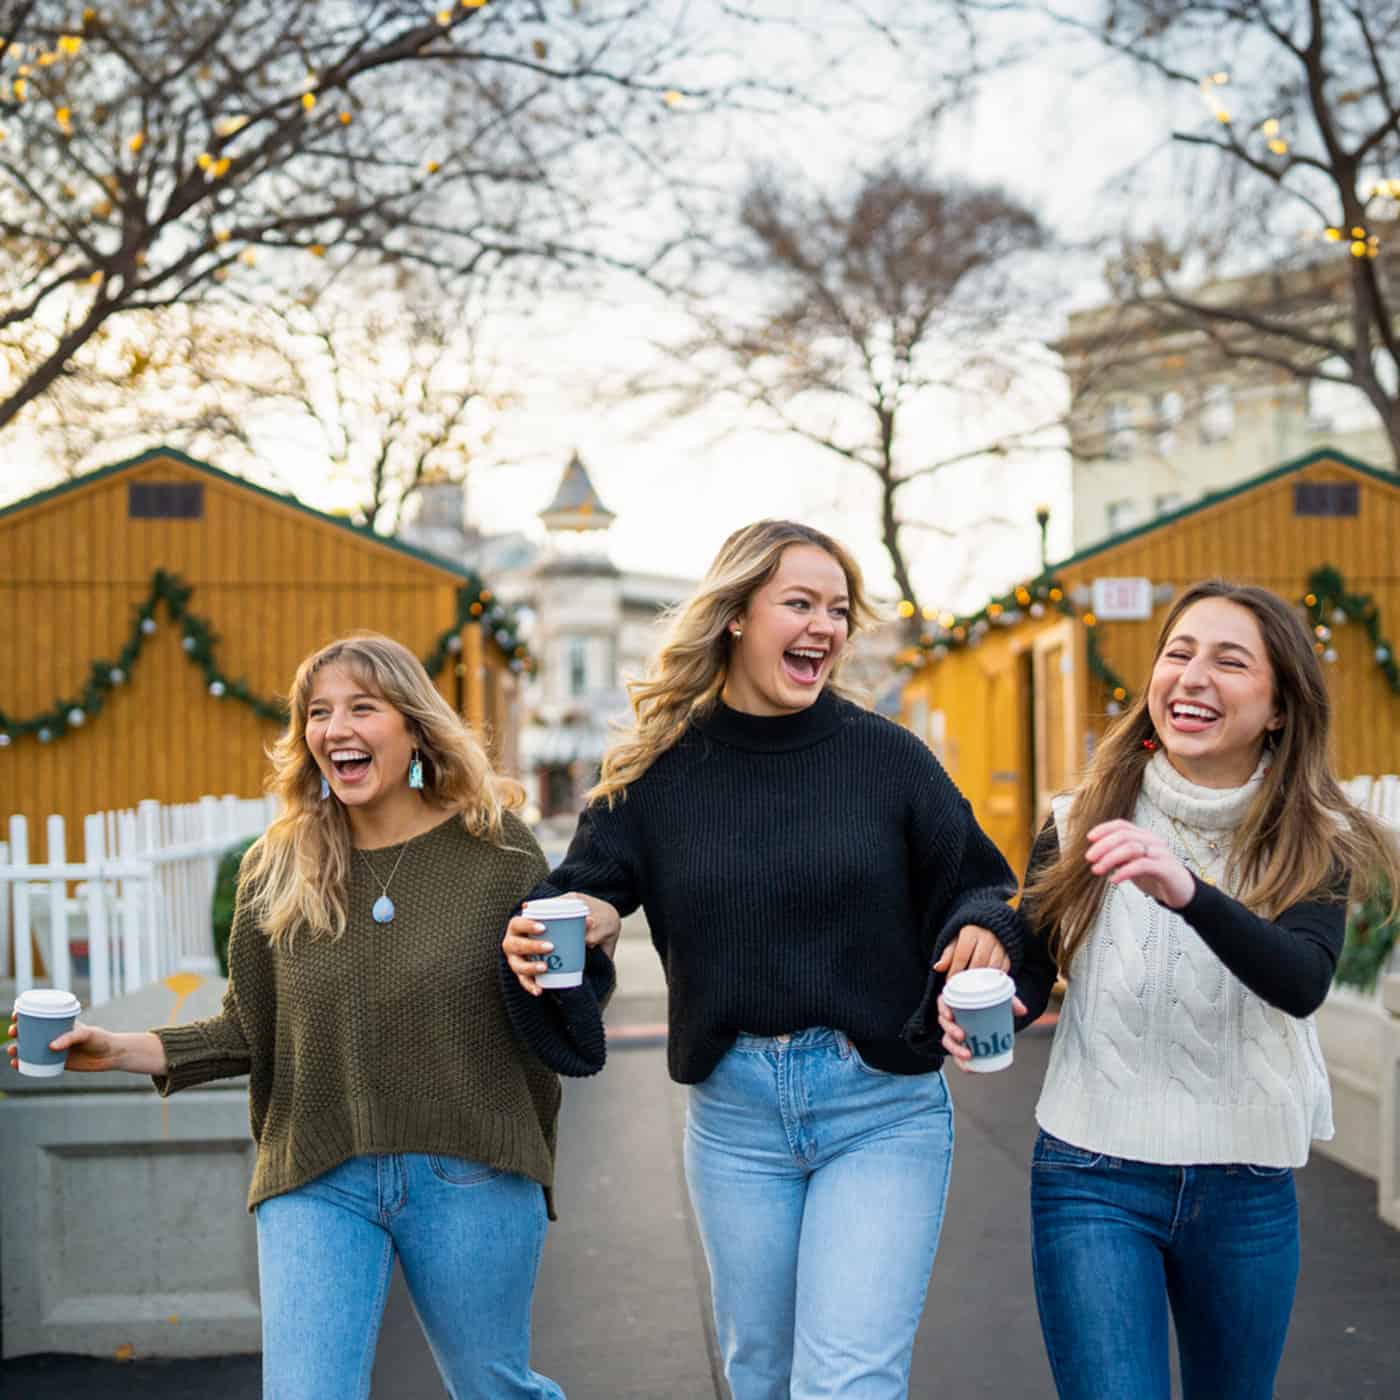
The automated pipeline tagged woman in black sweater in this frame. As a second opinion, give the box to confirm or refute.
[503,520,1024,1400]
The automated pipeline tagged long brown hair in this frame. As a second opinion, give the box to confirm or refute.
[1027,580,1400,971]
[589,520,878,805]
[241,633,524,944]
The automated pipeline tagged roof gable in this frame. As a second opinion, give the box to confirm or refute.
[0,444,482,583]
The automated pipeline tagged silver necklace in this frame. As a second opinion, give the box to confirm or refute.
[358,837,416,924]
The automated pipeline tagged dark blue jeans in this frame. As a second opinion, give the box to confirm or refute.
[1030,1130,1299,1400]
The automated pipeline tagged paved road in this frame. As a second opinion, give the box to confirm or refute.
[6,1002,1400,1398]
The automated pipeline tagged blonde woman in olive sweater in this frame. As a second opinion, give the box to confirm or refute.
[6,634,617,1400]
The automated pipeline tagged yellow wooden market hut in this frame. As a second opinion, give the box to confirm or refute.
[900,448,1400,878]
[0,446,533,847]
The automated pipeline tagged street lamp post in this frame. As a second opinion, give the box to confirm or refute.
[1035,504,1051,574]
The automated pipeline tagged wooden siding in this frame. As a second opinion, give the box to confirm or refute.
[903,457,1400,878]
[1,456,513,850]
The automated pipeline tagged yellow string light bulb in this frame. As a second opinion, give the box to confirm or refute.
[216,115,250,137]
[437,9,453,22]
[301,92,316,111]
[197,152,214,170]
[1083,612,1097,627]
[309,244,326,257]
[241,247,257,266]
[0,128,7,142]
[56,107,73,134]
[897,600,915,619]
[213,156,230,178]
[213,227,231,242]
[1268,139,1288,155]
[12,79,26,101]
[1213,71,1229,84]
[663,89,685,107]
[38,52,58,67]
[58,34,82,56]
[426,160,440,173]
[339,110,352,124]
[939,611,955,629]
[1324,227,1342,241]
[1351,241,1367,257]
[462,0,488,8]
[987,603,1003,618]
[1262,118,1279,136]
[88,269,103,284]
[129,131,145,152]
[1352,226,1366,237]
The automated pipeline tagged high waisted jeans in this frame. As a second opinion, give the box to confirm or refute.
[684,1028,955,1400]
[255,1153,564,1400]
[1030,1130,1299,1400]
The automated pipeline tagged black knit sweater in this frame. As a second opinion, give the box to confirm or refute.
[535,689,1024,1083]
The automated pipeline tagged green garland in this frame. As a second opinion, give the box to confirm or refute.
[903,561,1400,717]
[1335,877,1398,993]
[1300,565,1399,693]
[897,573,1134,710]
[0,569,534,748]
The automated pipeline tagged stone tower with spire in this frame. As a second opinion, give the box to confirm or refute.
[524,452,624,814]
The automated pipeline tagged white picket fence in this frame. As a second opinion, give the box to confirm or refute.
[0,794,279,1007]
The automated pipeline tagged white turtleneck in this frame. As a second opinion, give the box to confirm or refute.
[1034,753,1336,1168]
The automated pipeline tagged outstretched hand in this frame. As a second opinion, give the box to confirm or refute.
[1085,820,1194,909]
[6,1016,128,1073]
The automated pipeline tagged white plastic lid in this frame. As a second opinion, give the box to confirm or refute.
[523,896,589,921]
[14,988,81,1018]
[941,967,1014,1011]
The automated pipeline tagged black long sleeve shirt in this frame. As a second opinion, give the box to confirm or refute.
[535,689,1025,1083]
[1014,821,1348,1028]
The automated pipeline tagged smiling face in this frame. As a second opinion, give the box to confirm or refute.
[1147,597,1283,788]
[305,663,418,815]
[720,544,850,716]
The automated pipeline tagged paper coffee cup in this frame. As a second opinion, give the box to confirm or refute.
[13,989,82,1078]
[942,968,1015,1073]
[523,896,589,989]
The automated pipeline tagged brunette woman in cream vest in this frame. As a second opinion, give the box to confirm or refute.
[940,580,1400,1400]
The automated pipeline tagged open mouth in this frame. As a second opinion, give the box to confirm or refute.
[1167,701,1220,733]
[329,748,373,782]
[782,647,827,685]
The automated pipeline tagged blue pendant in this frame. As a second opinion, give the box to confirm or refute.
[372,894,396,924]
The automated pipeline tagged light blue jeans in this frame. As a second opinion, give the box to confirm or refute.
[684,1028,955,1400]
[255,1153,564,1400]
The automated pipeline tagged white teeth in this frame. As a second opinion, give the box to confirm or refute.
[331,749,370,761]
[789,648,826,658]
[1171,704,1218,721]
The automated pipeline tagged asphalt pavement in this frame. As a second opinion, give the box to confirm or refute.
[6,957,1400,1398]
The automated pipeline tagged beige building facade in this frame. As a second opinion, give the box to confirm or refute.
[1059,259,1395,551]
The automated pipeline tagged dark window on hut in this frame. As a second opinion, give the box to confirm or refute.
[1293,483,1358,517]
[128,482,205,519]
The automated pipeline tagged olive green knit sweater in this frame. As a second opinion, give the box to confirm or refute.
[152,811,562,1213]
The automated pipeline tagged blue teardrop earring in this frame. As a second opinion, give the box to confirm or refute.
[320,774,331,800]
[408,749,424,791]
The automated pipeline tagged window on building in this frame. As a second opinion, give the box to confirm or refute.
[1199,383,1234,444]
[1105,498,1142,534]
[1104,400,1134,459]
[1294,483,1359,517]
[128,482,204,519]
[568,637,589,698]
[1154,492,1184,516]
[1152,391,1184,455]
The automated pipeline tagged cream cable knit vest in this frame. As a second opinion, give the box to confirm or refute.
[1036,752,1334,1168]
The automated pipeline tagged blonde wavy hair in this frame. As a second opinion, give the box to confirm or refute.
[241,633,524,945]
[1025,580,1400,972]
[590,520,879,805]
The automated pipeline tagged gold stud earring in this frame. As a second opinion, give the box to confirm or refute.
[731,626,742,639]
